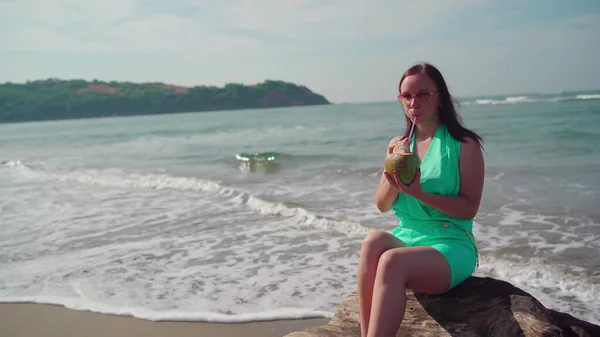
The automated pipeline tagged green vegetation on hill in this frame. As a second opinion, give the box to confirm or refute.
[0,79,331,123]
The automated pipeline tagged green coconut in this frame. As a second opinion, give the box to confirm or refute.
[384,142,419,185]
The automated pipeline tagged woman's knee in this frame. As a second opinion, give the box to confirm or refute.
[376,248,410,283]
[377,247,452,293]
[360,230,396,256]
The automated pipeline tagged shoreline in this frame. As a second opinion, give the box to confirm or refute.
[0,302,329,337]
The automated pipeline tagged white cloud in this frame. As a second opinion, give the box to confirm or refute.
[0,0,138,26]
[200,0,484,41]
[0,0,484,54]
[107,14,263,54]
[0,0,263,54]
[387,12,600,97]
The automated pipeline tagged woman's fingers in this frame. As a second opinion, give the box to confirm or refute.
[393,171,403,187]
[384,171,399,189]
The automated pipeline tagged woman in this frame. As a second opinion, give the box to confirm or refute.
[358,62,485,337]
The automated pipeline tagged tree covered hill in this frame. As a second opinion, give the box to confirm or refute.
[0,79,331,123]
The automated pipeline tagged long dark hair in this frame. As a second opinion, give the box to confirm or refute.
[398,62,483,148]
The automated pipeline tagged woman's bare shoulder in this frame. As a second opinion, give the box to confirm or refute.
[460,136,484,158]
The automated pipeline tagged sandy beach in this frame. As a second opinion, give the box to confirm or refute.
[0,303,329,337]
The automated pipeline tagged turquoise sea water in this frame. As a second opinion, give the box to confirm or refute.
[1,90,599,324]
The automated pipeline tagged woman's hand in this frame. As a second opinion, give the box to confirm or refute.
[384,168,423,198]
[387,137,409,154]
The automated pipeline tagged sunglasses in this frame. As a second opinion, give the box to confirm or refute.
[397,90,438,106]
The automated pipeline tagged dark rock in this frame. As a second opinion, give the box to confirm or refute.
[285,276,600,337]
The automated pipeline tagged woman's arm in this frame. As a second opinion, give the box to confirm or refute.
[412,137,485,219]
[375,172,399,212]
[375,136,404,212]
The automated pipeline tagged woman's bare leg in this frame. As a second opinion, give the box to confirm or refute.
[357,231,405,337]
[366,246,451,337]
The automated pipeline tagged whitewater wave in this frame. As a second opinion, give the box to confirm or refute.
[463,93,600,105]
[576,94,600,100]
[2,160,373,237]
[475,254,600,325]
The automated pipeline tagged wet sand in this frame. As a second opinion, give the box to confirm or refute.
[0,303,329,337]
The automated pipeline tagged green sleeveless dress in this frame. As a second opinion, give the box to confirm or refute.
[390,123,478,289]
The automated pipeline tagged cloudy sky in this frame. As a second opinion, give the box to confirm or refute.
[1,0,599,103]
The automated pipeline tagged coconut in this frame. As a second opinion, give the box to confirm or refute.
[384,141,419,185]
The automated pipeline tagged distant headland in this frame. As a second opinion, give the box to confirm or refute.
[0,79,331,123]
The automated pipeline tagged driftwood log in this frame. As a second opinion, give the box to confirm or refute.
[285,276,599,337]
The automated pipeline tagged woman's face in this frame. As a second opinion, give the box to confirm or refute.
[398,74,440,125]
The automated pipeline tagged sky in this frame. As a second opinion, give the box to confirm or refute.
[1,0,599,103]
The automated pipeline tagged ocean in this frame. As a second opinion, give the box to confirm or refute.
[1,90,599,325]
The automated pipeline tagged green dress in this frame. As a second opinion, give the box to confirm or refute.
[390,123,479,289]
